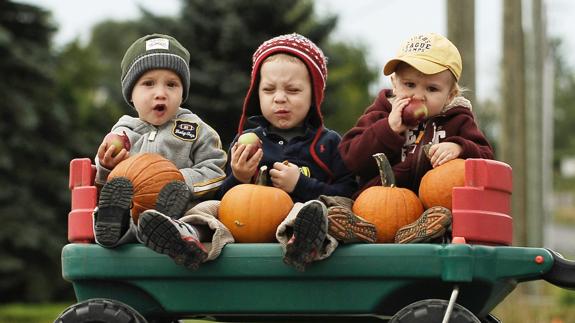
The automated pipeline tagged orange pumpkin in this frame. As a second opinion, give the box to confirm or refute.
[108,153,184,222]
[352,153,423,243]
[419,158,465,210]
[219,166,293,242]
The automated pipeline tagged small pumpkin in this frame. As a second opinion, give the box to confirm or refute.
[352,153,423,243]
[419,158,465,210]
[108,153,184,222]
[219,166,293,243]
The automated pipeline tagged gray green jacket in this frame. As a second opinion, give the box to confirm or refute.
[95,107,227,200]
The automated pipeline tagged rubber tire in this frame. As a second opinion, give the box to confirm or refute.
[55,298,148,323]
[390,299,481,323]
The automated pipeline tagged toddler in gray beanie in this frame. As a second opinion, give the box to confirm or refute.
[120,33,191,107]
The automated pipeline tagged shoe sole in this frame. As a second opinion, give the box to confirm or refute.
[139,212,207,270]
[283,201,327,271]
[94,177,133,247]
[394,206,452,244]
[327,206,377,243]
[155,181,191,219]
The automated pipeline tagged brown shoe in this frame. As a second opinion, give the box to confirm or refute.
[327,206,377,243]
[394,206,452,244]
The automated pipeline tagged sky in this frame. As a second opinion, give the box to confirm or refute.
[16,0,575,101]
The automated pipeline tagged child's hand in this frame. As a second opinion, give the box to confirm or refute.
[97,139,129,170]
[269,161,300,193]
[388,96,411,133]
[230,143,263,183]
[427,142,462,168]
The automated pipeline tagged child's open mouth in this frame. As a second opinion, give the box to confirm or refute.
[154,104,167,112]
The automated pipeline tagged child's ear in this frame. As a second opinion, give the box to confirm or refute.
[448,85,458,101]
[390,74,397,94]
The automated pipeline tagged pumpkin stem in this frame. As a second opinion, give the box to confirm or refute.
[373,153,395,187]
[254,165,268,186]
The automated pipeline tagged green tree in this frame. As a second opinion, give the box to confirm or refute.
[551,38,575,190]
[322,42,378,133]
[552,39,575,164]
[0,0,72,302]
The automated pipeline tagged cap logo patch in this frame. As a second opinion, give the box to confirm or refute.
[146,38,169,51]
[173,120,199,141]
[402,35,432,53]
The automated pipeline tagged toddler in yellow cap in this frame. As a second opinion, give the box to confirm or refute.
[339,32,494,244]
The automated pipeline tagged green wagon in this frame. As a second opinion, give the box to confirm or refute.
[56,158,575,322]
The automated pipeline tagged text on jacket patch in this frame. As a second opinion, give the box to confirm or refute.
[173,120,199,141]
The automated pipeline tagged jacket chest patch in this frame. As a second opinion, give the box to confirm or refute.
[172,120,199,141]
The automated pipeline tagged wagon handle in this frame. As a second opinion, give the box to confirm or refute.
[441,285,459,323]
[542,249,575,289]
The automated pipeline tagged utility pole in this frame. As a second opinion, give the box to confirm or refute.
[447,0,476,104]
[524,0,548,247]
[502,0,527,246]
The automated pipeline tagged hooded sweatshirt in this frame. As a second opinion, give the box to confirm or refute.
[339,89,494,197]
[95,107,227,199]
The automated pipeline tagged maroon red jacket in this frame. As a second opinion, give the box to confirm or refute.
[339,90,494,197]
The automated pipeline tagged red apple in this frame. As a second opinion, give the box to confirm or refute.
[237,132,262,159]
[104,131,131,156]
[402,99,428,127]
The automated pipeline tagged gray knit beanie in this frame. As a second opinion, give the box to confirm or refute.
[121,33,190,107]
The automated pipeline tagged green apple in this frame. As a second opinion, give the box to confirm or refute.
[237,132,262,158]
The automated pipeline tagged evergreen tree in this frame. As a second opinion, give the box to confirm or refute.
[0,0,73,302]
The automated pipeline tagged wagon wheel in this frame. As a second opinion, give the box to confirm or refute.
[481,314,501,323]
[55,298,148,323]
[390,299,481,323]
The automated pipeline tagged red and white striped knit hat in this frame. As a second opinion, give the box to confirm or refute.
[237,33,332,180]
[238,33,328,133]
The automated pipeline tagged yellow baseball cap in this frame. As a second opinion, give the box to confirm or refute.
[383,33,462,81]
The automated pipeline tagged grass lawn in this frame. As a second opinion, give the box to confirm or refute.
[0,303,72,323]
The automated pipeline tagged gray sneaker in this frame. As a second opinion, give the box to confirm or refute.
[283,200,328,272]
[155,180,191,219]
[138,210,207,270]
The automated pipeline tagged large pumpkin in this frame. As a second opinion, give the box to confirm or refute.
[219,166,293,243]
[108,153,184,222]
[419,158,465,210]
[352,153,423,243]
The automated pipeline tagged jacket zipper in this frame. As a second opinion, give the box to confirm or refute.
[148,127,158,141]
[411,117,434,189]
